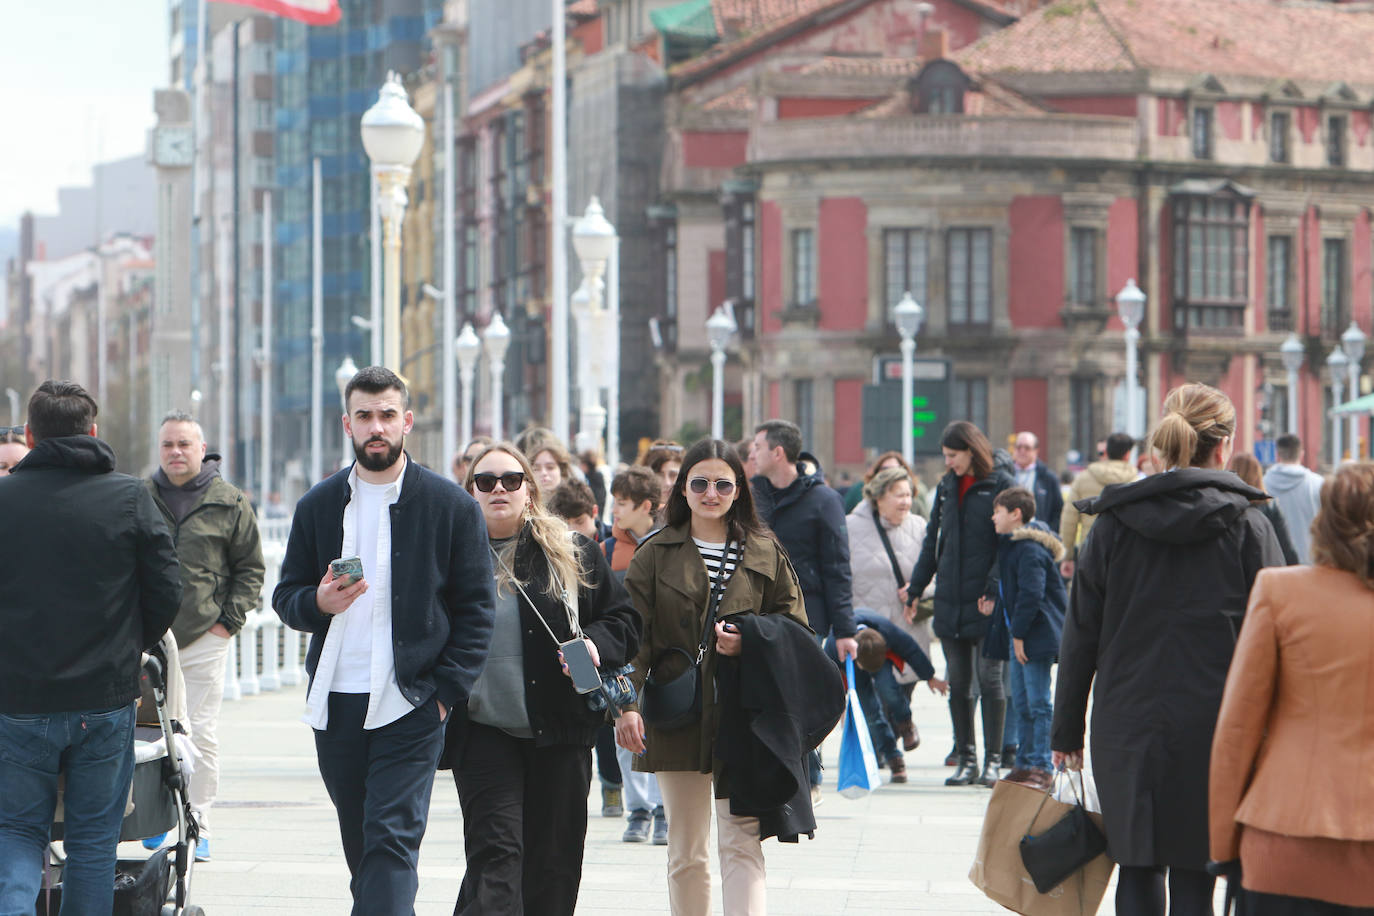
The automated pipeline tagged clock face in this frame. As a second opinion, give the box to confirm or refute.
[155,126,193,167]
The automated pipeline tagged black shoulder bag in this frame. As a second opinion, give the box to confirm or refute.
[641,541,738,731]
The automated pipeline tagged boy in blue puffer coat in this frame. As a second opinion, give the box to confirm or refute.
[988,486,1066,790]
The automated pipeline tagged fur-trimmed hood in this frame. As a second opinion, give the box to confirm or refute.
[1011,522,1065,563]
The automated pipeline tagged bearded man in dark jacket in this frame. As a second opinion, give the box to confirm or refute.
[0,381,182,914]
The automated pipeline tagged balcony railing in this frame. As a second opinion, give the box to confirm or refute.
[749,114,1140,164]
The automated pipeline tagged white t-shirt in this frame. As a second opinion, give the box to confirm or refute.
[329,478,389,692]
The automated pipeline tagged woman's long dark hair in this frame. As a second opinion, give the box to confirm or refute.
[940,420,995,479]
[665,438,773,544]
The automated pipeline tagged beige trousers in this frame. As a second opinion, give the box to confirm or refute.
[656,770,767,916]
[178,630,231,833]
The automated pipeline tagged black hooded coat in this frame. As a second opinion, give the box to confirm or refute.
[1051,469,1284,869]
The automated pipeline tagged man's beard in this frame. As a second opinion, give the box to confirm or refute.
[353,434,404,472]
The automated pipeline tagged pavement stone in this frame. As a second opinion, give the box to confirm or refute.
[124,659,1223,914]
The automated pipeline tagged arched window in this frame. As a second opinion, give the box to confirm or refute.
[910,61,971,114]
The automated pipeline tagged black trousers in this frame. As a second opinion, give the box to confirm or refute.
[594,723,621,787]
[453,721,593,916]
[314,692,447,916]
[944,636,1004,700]
[1236,887,1374,915]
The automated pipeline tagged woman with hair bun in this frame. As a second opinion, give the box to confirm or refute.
[1052,383,1285,916]
[1210,462,1374,910]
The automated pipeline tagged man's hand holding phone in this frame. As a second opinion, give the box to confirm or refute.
[317,559,368,616]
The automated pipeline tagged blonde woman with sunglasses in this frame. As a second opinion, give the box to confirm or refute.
[447,443,641,916]
[617,438,814,916]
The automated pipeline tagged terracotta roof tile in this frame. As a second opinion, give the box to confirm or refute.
[958,0,1374,87]
[710,0,838,34]
[700,84,756,111]
[568,0,597,15]
[671,0,858,81]
[798,55,925,76]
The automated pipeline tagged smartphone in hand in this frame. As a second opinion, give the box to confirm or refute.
[330,556,364,587]
[559,638,602,694]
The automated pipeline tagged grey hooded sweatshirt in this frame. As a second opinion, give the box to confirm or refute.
[1262,462,1325,563]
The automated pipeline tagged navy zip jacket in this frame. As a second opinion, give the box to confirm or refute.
[989,521,1067,662]
[752,463,857,639]
[272,456,496,714]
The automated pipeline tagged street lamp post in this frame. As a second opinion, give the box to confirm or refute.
[360,74,425,372]
[5,388,18,426]
[483,313,511,440]
[893,291,925,466]
[571,198,617,452]
[1342,321,1366,459]
[1116,279,1146,442]
[1279,333,1304,436]
[1328,346,1349,465]
[706,304,738,440]
[335,356,358,469]
[455,322,481,451]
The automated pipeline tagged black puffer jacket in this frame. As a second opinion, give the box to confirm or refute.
[907,468,1012,641]
[752,462,856,639]
[1051,469,1283,868]
[0,436,182,714]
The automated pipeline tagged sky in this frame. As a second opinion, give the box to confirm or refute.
[0,0,168,229]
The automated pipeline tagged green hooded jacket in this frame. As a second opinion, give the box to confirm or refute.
[145,472,265,647]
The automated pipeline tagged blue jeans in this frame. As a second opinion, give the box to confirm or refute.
[872,662,912,727]
[1009,657,1053,771]
[853,667,898,762]
[0,702,136,916]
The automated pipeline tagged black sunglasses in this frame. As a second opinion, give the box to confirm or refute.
[688,477,736,496]
[473,471,526,493]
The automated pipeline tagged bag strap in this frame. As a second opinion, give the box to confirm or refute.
[872,507,907,590]
[491,546,583,650]
[692,539,739,665]
[1025,767,1089,834]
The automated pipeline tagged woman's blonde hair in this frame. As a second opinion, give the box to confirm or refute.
[864,466,914,507]
[465,443,589,599]
[1148,383,1235,469]
[1311,462,1374,591]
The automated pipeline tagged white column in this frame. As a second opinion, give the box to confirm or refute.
[607,236,620,463]
[1332,373,1345,465]
[310,157,324,485]
[1348,361,1361,460]
[442,80,458,474]
[711,346,726,440]
[900,335,915,466]
[491,355,506,441]
[550,0,569,439]
[370,171,382,366]
[1286,366,1300,435]
[261,191,273,504]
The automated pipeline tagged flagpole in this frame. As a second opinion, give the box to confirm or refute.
[190,0,208,401]
[551,0,568,440]
[310,157,323,483]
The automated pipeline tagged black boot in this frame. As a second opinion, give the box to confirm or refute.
[945,695,979,786]
[979,696,1007,788]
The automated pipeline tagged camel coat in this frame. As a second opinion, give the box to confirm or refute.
[1211,565,1374,860]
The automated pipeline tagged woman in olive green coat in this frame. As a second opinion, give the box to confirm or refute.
[616,438,806,916]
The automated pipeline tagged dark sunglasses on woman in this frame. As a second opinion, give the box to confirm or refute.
[473,471,526,493]
[687,477,736,496]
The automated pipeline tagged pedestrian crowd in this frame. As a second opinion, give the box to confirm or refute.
[1,370,1371,916]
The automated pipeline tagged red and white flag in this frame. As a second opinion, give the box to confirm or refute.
[211,0,341,25]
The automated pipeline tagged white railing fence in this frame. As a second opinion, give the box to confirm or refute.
[222,518,309,701]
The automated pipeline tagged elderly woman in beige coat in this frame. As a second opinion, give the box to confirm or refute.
[846,466,932,751]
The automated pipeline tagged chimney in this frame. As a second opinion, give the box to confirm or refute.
[919,28,948,61]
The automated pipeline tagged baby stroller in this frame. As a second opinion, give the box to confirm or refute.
[38,637,203,916]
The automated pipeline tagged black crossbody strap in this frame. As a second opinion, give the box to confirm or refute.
[872,507,907,590]
[693,539,739,664]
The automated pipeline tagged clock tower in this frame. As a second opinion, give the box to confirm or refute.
[147,87,194,470]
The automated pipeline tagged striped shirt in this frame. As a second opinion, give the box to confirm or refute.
[693,538,739,593]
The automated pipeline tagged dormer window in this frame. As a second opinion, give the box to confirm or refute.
[910,61,970,114]
[1328,114,1347,166]
[1192,107,1213,159]
[1269,111,1290,163]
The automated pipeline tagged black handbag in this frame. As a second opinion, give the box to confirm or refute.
[1018,769,1108,894]
[641,541,737,730]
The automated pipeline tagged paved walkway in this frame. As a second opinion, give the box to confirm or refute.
[123,671,1178,914]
